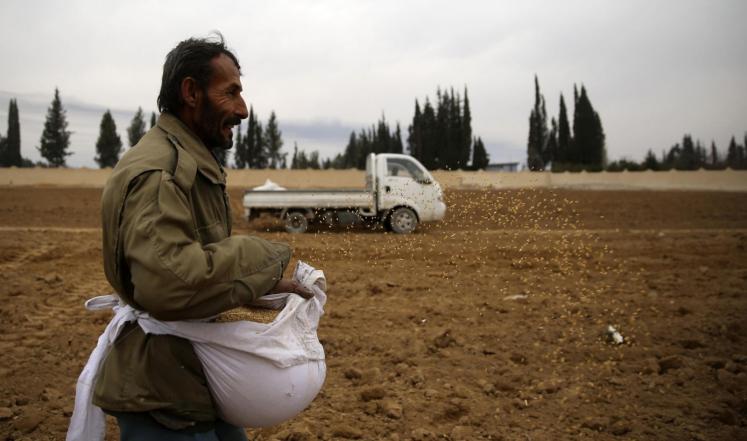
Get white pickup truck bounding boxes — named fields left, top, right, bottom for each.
left=243, top=153, right=446, bottom=233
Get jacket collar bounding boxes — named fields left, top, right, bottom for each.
left=157, top=113, right=225, bottom=185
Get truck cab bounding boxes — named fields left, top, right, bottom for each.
left=366, top=153, right=446, bottom=231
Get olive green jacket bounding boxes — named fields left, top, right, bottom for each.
left=93, top=113, right=291, bottom=428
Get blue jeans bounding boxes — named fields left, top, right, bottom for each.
left=114, top=412, right=248, bottom=441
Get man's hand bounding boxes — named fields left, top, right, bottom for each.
left=270, top=278, right=314, bottom=299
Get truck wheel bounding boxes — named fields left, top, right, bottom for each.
left=284, top=211, right=308, bottom=233
left=389, top=207, right=418, bottom=234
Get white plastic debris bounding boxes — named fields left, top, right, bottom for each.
left=503, top=294, right=528, bottom=301
left=606, top=325, right=624, bottom=344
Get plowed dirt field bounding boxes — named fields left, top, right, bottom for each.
left=0, top=187, right=746, bottom=440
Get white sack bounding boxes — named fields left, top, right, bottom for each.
left=140, top=261, right=328, bottom=426
left=196, top=347, right=326, bottom=427
left=252, top=179, right=286, bottom=191
left=67, top=261, right=327, bottom=440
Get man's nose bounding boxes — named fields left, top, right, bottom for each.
left=236, top=95, right=249, bottom=120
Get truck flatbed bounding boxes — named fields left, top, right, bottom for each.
left=244, top=189, right=373, bottom=209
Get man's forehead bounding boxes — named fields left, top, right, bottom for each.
left=209, top=53, right=242, bottom=85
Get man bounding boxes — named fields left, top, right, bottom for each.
left=94, top=34, right=311, bottom=440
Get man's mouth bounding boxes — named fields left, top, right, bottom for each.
left=223, top=119, right=241, bottom=136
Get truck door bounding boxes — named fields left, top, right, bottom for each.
left=379, top=156, right=439, bottom=219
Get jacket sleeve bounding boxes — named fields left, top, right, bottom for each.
left=120, top=171, right=291, bottom=320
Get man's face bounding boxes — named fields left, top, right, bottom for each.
left=194, top=53, right=249, bottom=149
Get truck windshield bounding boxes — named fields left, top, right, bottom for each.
left=386, top=157, right=427, bottom=181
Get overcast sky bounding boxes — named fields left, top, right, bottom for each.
left=1, top=0, right=746, bottom=168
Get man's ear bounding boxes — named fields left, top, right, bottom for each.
left=180, top=77, right=201, bottom=109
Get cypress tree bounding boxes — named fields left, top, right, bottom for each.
left=527, top=75, right=548, bottom=171
left=375, top=115, right=390, bottom=154
left=471, top=137, right=489, bottom=170
left=709, top=141, right=718, bottom=167
left=407, top=100, right=423, bottom=161
left=434, top=89, right=448, bottom=169
left=557, top=94, right=571, bottom=165
left=38, top=88, right=72, bottom=167
left=291, top=143, right=299, bottom=169
left=250, top=119, right=267, bottom=168
left=4, top=99, right=22, bottom=167
left=392, top=123, right=403, bottom=154
left=421, top=99, right=437, bottom=169
left=239, top=107, right=257, bottom=168
left=150, top=112, right=157, bottom=128
left=448, top=88, right=464, bottom=169
left=544, top=117, right=558, bottom=166
left=694, top=140, right=706, bottom=169
left=643, top=149, right=659, bottom=170
left=234, top=126, right=241, bottom=150
left=299, top=148, right=309, bottom=169
left=0, top=136, right=6, bottom=166
left=127, top=107, right=146, bottom=147
left=665, top=143, right=681, bottom=170
left=356, top=129, right=372, bottom=170
left=299, top=149, right=309, bottom=169
left=572, top=85, right=605, bottom=169
left=264, top=111, right=283, bottom=169
left=726, top=136, right=739, bottom=168
left=343, top=131, right=359, bottom=169
left=443, top=88, right=458, bottom=169
left=677, top=134, right=696, bottom=170
left=94, top=110, right=123, bottom=168
left=309, top=151, right=321, bottom=169
left=233, top=121, right=244, bottom=168
left=461, top=87, right=472, bottom=170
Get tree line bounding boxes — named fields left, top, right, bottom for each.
left=407, top=87, right=488, bottom=171
left=2, top=87, right=489, bottom=171
left=2, top=87, right=744, bottom=171
left=607, top=134, right=747, bottom=171
left=0, top=88, right=288, bottom=169
left=320, top=87, right=489, bottom=171
left=0, top=89, right=159, bottom=168
left=526, top=75, right=747, bottom=172
left=94, top=106, right=158, bottom=167
left=231, top=108, right=286, bottom=169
